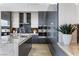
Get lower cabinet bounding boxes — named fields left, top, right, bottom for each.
left=32, top=35, right=48, bottom=44
left=32, top=35, right=38, bottom=43
left=19, top=38, right=32, bottom=56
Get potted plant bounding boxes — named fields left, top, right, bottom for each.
left=57, top=24, right=76, bottom=45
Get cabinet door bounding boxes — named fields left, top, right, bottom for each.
left=19, top=13, right=31, bottom=24
left=32, top=35, right=38, bottom=43
left=19, top=38, right=32, bottom=56
left=27, top=13, right=31, bottom=24
left=32, top=35, right=48, bottom=44
left=19, top=13, right=24, bottom=23
left=19, top=43, right=27, bottom=56
left=31, top=12, right=38, bottom=28
left=12, top=12, right=19, bottom=28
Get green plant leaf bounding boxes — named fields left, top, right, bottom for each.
left=57, top=24, right=76, bottom=34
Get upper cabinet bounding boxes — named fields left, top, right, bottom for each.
left=31, top=12, right=38, bottom=28
left=19, top=13, right=31, bottom=24
left=12, top=12, right=19, bottom=28
left=38, top=12, right=47, bottom=25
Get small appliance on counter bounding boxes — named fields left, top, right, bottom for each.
left=12, top=28, right=18, bottom=38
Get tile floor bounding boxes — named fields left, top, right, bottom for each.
left=28, top=44, right=52, bottom=56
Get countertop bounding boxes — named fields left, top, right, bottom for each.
left=0, top=35, right=32, bottom=56
left=57, top=43, right=79, bottom=56
left=10, top=33, right=34, bottom=45
left=18, top=35, right=32, bottom=46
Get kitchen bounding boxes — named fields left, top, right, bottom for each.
left=0, top=3, right=79, bottom=56
left=0, top=3, right=58, bottom=56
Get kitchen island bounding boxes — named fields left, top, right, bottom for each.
left=0, top=34, right=32, bottom=56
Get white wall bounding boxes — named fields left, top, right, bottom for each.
left=76, top=4, right=79, bottom=23
left=58, top=3, right=79, bottom=42
left=31, top=12, right=38, bottom=28
left=59, top=3, right=77, bottom=26
left=12, top=12, right=19, bottom=28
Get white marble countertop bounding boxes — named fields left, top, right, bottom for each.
left=57, top=43, right=79, bottom=56
left=0, top=34, right=32, bottom=56
left=18, top=35, right=32, bottom=46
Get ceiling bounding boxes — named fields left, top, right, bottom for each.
left=0, top=3, right=57, bottom=12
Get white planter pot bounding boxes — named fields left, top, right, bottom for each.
left=63, top=34, right=72, bottom=45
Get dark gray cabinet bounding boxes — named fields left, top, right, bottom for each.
left=32, top=35, right=48, bottom=44
left=19, top=37, right=32, bottom=56
left=32, top=35, right=38, bottom=43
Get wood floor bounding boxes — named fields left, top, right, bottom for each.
left=28, top=44, right=52, bottom=56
